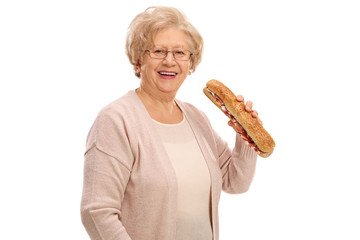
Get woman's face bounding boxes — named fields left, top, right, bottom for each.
left=138, top=28, right=192, bottom=98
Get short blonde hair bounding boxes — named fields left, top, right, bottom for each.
left=126, top=6, right=204, bottom=78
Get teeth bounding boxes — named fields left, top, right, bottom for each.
left=159, top=72, right=176, bottom=76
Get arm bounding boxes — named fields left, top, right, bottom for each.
left=81, top=147, right=132, bottom=240
left=81, top=110, right=134, bottom=240
left=218, top=95, right=259, bottom=193
left=217, top=132, right=258, bottom=194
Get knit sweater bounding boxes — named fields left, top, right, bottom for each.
left=81, top=90, right=258, bottom=240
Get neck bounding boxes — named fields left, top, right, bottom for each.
left=136, top=86, right=176, bottom=104
left=136, top=87, right=183, bottom=124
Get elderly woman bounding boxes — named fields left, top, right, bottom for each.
left=81, top=6, right=259, bottom=240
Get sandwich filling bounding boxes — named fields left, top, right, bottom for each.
left=206, top=88, right=264, bottom=155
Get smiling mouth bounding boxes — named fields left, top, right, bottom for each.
left=158, top=71, right=177, bottom=76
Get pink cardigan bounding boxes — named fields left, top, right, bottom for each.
left=81, top=90, right=257, bottom=240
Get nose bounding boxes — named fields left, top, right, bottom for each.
left=162, top=51, right=176, bottom=66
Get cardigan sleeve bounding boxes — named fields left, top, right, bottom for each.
left=217, top=131, right=258, bottom=194
left=81, top=108, right=134, bottom=240
left=81, top=147, right=132, bottom=240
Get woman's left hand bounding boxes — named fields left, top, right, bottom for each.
left=228, top=95, right=263, bottom=132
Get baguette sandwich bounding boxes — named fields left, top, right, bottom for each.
left=203, top=79, right=275, bottom=158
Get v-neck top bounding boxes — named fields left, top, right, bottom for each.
left=153, top=118, right=212, bottom=240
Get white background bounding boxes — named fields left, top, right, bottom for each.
left=1, top=0, right=359, bottom=239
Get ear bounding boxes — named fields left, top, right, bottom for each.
left=188, top=71, right=192, bottom=76
left=135, top=59, right=142, bottom=73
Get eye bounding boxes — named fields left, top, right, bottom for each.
left=152, top=48, right=164, bottom=54
left=174, top=49, right=186, bottom=56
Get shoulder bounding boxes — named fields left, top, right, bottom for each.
left=176, top=99, right=212, bottom=127
left=176, top=99, right=209, bottom=120
left=86, top=90, right=144, bottom=151
left=85, top=91, right=140, bottom=169
left=99, top=91, right=137, bottom=117
left=94, top=90, right=146, bottom=125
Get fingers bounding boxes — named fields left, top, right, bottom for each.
left=236, top=95, right=244, bottom=102
left=251, top=110, right=263, bottom=124
left=238, top=95, right=253, bottom=113
left=251, top=110, right=258, bottom=118
left=236, top=95, right=262, bottom=123
left=237, top=96, right=254, bottom=114
left=246, top=101, right=263, bottom=123
left=245, top=100, right=253, bottom=112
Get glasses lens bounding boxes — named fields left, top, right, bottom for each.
left=174, top=49, right=190, bottom=60
left=150, top=48, right=166, bottom=58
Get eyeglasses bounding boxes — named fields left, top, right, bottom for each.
left=145, top=48, right=193, bottom=61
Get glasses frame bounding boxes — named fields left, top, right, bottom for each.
left=145, top=48, right=193, bottom=61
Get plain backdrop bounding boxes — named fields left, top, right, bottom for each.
left=1, top=0, right=359, bottom=239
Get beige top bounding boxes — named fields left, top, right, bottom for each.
left=81, top=90, right=258, bottom=240
left=153, top=118, right=212, bottom=240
